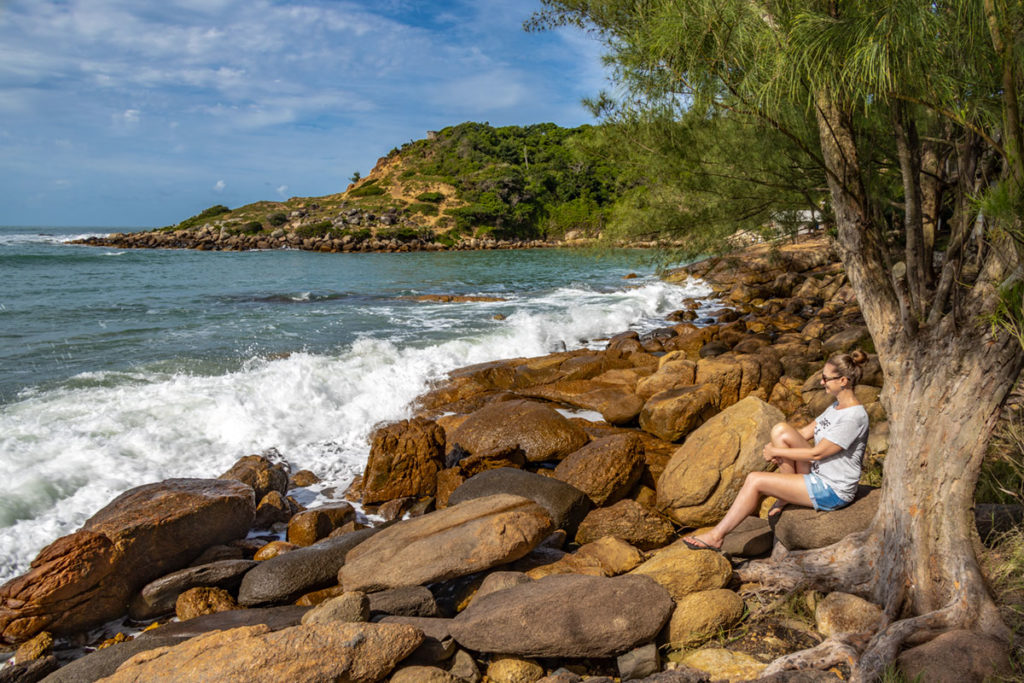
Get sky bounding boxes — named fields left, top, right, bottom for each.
left=0, top=0, right=609, bottom=227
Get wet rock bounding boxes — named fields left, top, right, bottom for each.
left=0, top=478, right=255, bottom=643
left=447, top=400, right=588, bottom=463
left=664, top=589, right=745, bottom=646
left=639, top=384, right=721, bottom=443
left=361, top=417, right=446, bottom=504
left=238, top=526, right=379, bottom=606
left=630, top=543, right=732, bottom=601
left=814, top=592, right=882, bottom=636
left=219, top=453, right=289, bottom=501
left=771, top=486, right=879, bottom=550
left=289, top=470, right=320, bottom=487
left=449, top=574, right=673, bottom=658
left=99, top=622, right=424, bottom=683
left=253, top=491, right=295, bottom=529
left=447, top=468, right=591, bottom=538
left=286, top=502, right=355, bottom=546
left=253, top=540, right=297, bottom=561
left=129, top=559, right=256, bottom=619
left=575, top=499, right=676, bottom=550
left=554, top=434, right=645, bottom=506
left=658, top=396, right=783, bottom=527
left=340, top=494, right=553, bottom=592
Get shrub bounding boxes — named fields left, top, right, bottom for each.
left=268, top=212, right=288, bottom=227
left=416, top=191, right=445, bottom=203
left=349, top=185, right=386, bottom=198
left=294, top=221, right=334, bottom=238
left=241, top=221, right=263, bottom=234
left=176, top=204, right=232, bottom=230
left=408, top=202, right=439, bottom=216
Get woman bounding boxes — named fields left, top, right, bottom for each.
left=682, top=349, right=870, bottom=552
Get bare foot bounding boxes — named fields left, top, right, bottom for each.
left=682, top=534, right=722, bottom=551
left=768, top=501, right=788, bottom=517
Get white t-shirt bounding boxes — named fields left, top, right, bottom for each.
left=811, top=402, right=869, bottom=502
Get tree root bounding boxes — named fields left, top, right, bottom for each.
left=736, top=531, right=876, bottom=595
left=853, top=604, right=956, bottom=682
left=760, top=632, right=870, bottom=677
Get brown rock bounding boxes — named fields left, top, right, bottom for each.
left=362, top=417, right=446, bottom=504
left=575, top=499, right=675, bottom=550
left=680, top=648, right=766, bottom=681
left=286, top=502, right=355, bottom=546
left=253, top=491, right=294, bottom=529
left=664, top=589, right=745, bottom=646
left=897, top=629, right=1012, bottom=682
left=0, top=478, right=255, bottom=644
left=487, top=656, right=545, bottom=683
left=527, top=536, right=643, bottom=579
left=175, top=587, right=239, bottom=621
left=339, top=494, right=553, bottom=592
left=99, top=622, right=424, bottom=683
left=639, top=384, right=721, bottom=442
left=253, top=540, right=297, bottom=561
left=390, top=666, right=463, bottom=683
left=657, top=396, right=783, bottom=527
left=14, top=631, right=52, bottom=663
left=449, top=574, right=673, bottom=658
left=553, top=434, right=644, bottom=506
left=630, top=543, right=732, bottom=600
left=471, top=572, right=533, bottom=605
left=521, top=380, right=645, bottom=426
left=294, top=585, right=344, bottom=606
left=289, top=469, right=320, bottom=487
left=129, top=559, right=256, bottom=620
left=300, top=591, right=369, bottom=624
left=695, top=353, right=781, bottom=409
left=636, top=360, right=697, bottom=401
left=219, top=453, right=289, bottom=501
left=814, top=592, right=882, bottom=636
left=447, top=400, right=588, bottom=463
left=771, top=486, right=879, bottom=550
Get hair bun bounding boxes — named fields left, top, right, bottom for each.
left=849, top=348, right=868, bottom=365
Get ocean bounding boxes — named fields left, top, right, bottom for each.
left=0, top=225, right=712, bottom=582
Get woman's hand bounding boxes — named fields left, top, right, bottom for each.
left=762, top=444, right=776, bottom=462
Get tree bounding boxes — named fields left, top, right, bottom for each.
left=531, top=1, right=1024, bottom=679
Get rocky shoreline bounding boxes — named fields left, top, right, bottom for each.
left=0, top=236, right=1004, bottom=683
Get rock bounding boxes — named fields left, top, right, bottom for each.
left=821, top=326, right=869, bottom=355
left=219, top=453, right=289, bottom=501
left=720, top=516, right=772, bottom=556
left=0, top=478, right=255, bottom=643
left=390, top=666, right=463, bottom=683
left=99, top=622, right=423, bottom=683
left=295, top=585, right=345, bottom=606
left=341, top=494, right=552, bottom=592
left=633, top=670, right=711, bottom=683
left=361, top=417, right=446, bottom=504
left=448, top=649, right=482, bottom=683
left=637, top=360, right=697, bottom=401
left=253, top=491, right=295, bottom=529
left=521, top=380, right=645, bottom=426
left=300, top=591, right=369, bottom=624
left=253, top=540, right=297, bottom=561
left=664, top=589, right=745, bottom=646
left=575, top=499, right=675, bottom=550
left=471, top=572, right=533, bottom=604
left=447, top=400, right=588, bottom=463
left=771, top=486, right=879, bottom=550
left=290, top=469, right=320, bottom=487
left=657, top=396, right=783, bottom=527
left=814, top=592, right=882, bottom=636
left=377, top=616, right=457, bottom=663
left=139, top=605, right=308, bottom=640
left=175, top=587, right=239, bottom=621
left=897, top=629, right=1012, bottom=682
left=554, top=434, right=645, bottom=506
left=617, top=642, right=660, bottom=681
left=0, top=654, right=58, bottom=682
left=14, top=631, right=51, bottom=663
left=527, top=536, right=643, bottom=579
left=639, top=384, right=721, bottom=442
left=695, top=353, right=781, bottom=410
left=630, top=544, right=732, bottom=600
left=368, top=585, right=441, bottom=618
left=447, top=468, right=591, bottom=538
left=129, top=559, right=256, bottom=619
left=679, top=648, right=766, bottom=681
left=487, top=656, right=545, bottom=683
left=449, top=574, right=673, bottom=658
left=238, top=526, right=379, bottom=606
left=377, top=496, right=415, bottom=521
left=286, top=502, right=356, bottom=546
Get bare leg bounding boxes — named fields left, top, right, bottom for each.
left=767, top=422, right=812, bottom=516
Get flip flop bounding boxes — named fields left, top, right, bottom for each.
left=682, top=536, right=723, bottom=553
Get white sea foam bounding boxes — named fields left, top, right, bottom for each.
left=0, top=231, right=110, bottom=246
left=0, top=278, right=712, bottom=581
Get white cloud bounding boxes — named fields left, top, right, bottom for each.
left=122, top=109, right=140, bottom=124
left=213, top=179, right=225, bottom=192
left=275, top=184, right=288, bottom=197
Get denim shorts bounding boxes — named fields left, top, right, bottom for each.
left=804, top=473, right=849, bottom=511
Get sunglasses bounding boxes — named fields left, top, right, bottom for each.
left=821, top=374, right=844, bottom=383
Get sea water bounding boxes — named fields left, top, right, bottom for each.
left=0, top=225, right=713, bottom=582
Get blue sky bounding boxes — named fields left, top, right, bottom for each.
left=0, top=0, right=608, bottom=227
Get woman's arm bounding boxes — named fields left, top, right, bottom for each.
left=798, top=420, right=816, bottom=441
left=764, top=438, right=842, bottom=463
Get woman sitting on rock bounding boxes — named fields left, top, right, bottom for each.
left=683, top=349, right=870, bottom=552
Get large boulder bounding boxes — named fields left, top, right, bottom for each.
left=0, top=479, right=255, bottom=644
left=98, top=622, right=424, bottom=683
left=286, top=502, right=356, bottom=546
left=553, top=434, right=645, bottom=506
left=339, top=494, right=553, bottom=592
left=575, top=499, right=676, bottom=550
left=657, top=396, right=783, bottom=527
left=695, top=353, right=782, bottom=409
left=449, top=574, right=673, bottom=658
left=664, top=589, right=745, bottom=647
left=636, top=360, right=697, bottom=401
left=520, top=380, right=644, bottom=426
left=238, top=527, right=379, bottom=606
left=218, top=453, right=289, bottom=501
left=629, top=544, right=733, bottom=600
left=447, top=400, right=588, bottom=463
left=129, top=559, right=257, bottom=620
left=447, top=468, right=591, bottom=538
left=639, top=385, right=721, bottom=443
left=897, top=629, right=1012, bottom=682
left=361, top=418, right=446, bottom=504
left=771, top=486, right=879, bottom=550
